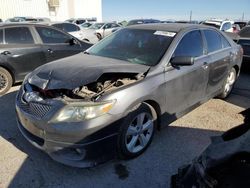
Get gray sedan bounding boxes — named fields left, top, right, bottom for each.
left=16, top=24, right=243, bottom=167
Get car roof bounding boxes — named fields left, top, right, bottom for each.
left=0, top=22, right=55, bottom=28
left=126, top=23, right=213, bottom=33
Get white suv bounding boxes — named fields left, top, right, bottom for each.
left=203, top=19, right=234, bottom=32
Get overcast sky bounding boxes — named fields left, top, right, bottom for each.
left=103, top=0, right=250, bottom=21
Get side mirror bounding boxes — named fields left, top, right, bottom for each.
left=170, top=56, right=194, bottom=66
left=68, top=38, right=77, bottom=45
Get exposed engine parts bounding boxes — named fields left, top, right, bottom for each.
left=25, top=72, right=145, bottom=101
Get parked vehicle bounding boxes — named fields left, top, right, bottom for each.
left=127, top=19, right=161, bottom=26
left=95, top=22, right=121, bottom=40
left=203, top=19, right=234, bottom=32
left=81, top=22, right=121, bottom=43
left=234, top=21, right=248, bottom=29
left=65, top=18, right=96, bottom=25
left=5, top=17, right=38, bottom=23
left=232, top=24, right=241, bottom=33
left=16, top=23, right=243, bottom=167
left=235, top=26, right=250, bottom=63
left=0, top=23, right=92, bottom=95
left=51, top=22, right=85, bottom=41
left=80, top=22, right=93, bottom=29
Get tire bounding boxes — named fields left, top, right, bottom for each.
left=218, top=67, right=236, bottom=99
left=0, top=67, right=13, bottom=95
left=96, top=33, right=102, bottom=40
left=117, top=103, right=157, bottom=159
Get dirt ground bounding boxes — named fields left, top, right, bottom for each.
left=0, top=71, right=250, bottom=188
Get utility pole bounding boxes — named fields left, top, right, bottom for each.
left=242, top=12, right=244, bottom=21
left=189, top=10, right=192, bottom=22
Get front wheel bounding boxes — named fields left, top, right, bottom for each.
left=118, top=103, right=157, bottom=159
left=218, top=67, right=236, bottom=99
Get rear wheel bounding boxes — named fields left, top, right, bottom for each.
left=218, top=67, right=236, bottom=99
left=0, top=67, right=13, bottom=95
left=118, top=103, right=157, bottom=159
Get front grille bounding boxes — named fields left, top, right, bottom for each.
left=17, top=92, right=52, bottom=119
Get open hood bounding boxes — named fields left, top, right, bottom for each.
left=28, top=53, right=149, bottom=90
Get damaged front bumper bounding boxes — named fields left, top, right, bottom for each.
left=15, top=86, right=123, bottom=168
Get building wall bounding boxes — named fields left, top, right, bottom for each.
left=0, top=0, right=102, bottom=22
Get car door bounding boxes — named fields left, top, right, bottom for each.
left=35, top=26, right=83, bottom=63
left=164, top=30, right=210, bottom=115
left=0, top=26, right=45, bottom=81
left=202, top=29, right=231, bottom=96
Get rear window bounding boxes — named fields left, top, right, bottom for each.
left=0, top=29, right=3, bottom=44
left=5, top=27, right=34, bottom=44
left=203, top=30, right=222, bottom=53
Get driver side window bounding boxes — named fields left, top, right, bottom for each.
left=174, top=30, right=203, bottom=58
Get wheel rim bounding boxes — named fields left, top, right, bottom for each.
left=224, top=70, right=236, bottom=94
left=125, top=112, right=154, bottom=153
left=0, top=73, right=8, bottom=92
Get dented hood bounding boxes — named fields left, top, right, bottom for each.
left=28, top=53, right=149, bottom=90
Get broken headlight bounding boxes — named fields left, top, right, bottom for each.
left=50, top=100, right=116, bottom=123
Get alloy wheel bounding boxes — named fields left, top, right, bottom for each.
left=125, top=112, right=154, bottom=153
left=224, top=70, right=236, bottom=95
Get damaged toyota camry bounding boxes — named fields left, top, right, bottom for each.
left=16, top=24, right=243, bottom=167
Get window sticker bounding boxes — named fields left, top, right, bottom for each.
left=154, top=31, right=176, bottom=37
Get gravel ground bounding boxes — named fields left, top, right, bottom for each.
left=0, top=72, right=250, bottom=188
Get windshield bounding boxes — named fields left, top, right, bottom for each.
left=88, top=28, right=175, bottom=66
left=203, top=23, right=220, bottom=29
left=89, top=23, right=104, bottom=29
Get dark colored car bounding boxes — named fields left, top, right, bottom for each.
left=234, top=21, right=248, bottom=29
left=16, top=24, right=243, bottom=168
left=0, top=23, right=92, bottom=95
left=237, top=26, right=250, bottom=63
left=127, top=19, right=161, bottom=26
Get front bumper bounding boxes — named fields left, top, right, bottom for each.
left=15, top=87, right=123, bottom=168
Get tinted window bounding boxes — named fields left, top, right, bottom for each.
left=88, top=29, right=174, bottom=66
left=5, top=27, right=34, bottom=44
left=204, top=30, right=222, bottom=53
left=104, top=24, right=112, bottom=29
left=239, top=27, right=250, bottom=38
left=174, top=30, right=203, bottom=57
left=221, top=35, right=231, bottom=48
left=76, top=20, right=86, bottom=24
left=36, top=27, right=71, bottom=44
left=0, top=29, right=3, bottom=44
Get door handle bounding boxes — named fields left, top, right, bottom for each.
left=47, top=49, right=53, bottom=54
left=202, top=62, right=208, bottom=69
left=1, top=51, right=11, bottom=55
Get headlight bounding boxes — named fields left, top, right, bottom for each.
left=50, top=100, right=116, bottom=123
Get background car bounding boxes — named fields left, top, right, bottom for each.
left=80, top=22, right=93, bottom=29
left=94, top=22, right=121, bottom=40
left=234, top=21, right=248, bottom=29
left=0, top=23, right=92, bottom=95
left=232, top=23, right=241, bottom=33
left=236, top=26, right=250, bottom=64
left=51, top=22, right=85, bottom=41
left=203, top=19, right=234, bottom=32
left=16, top=24, right=242, bottom=167
left=127, top=19, right=161, bottom=26
left=65, top=18, right=96, bottom=25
